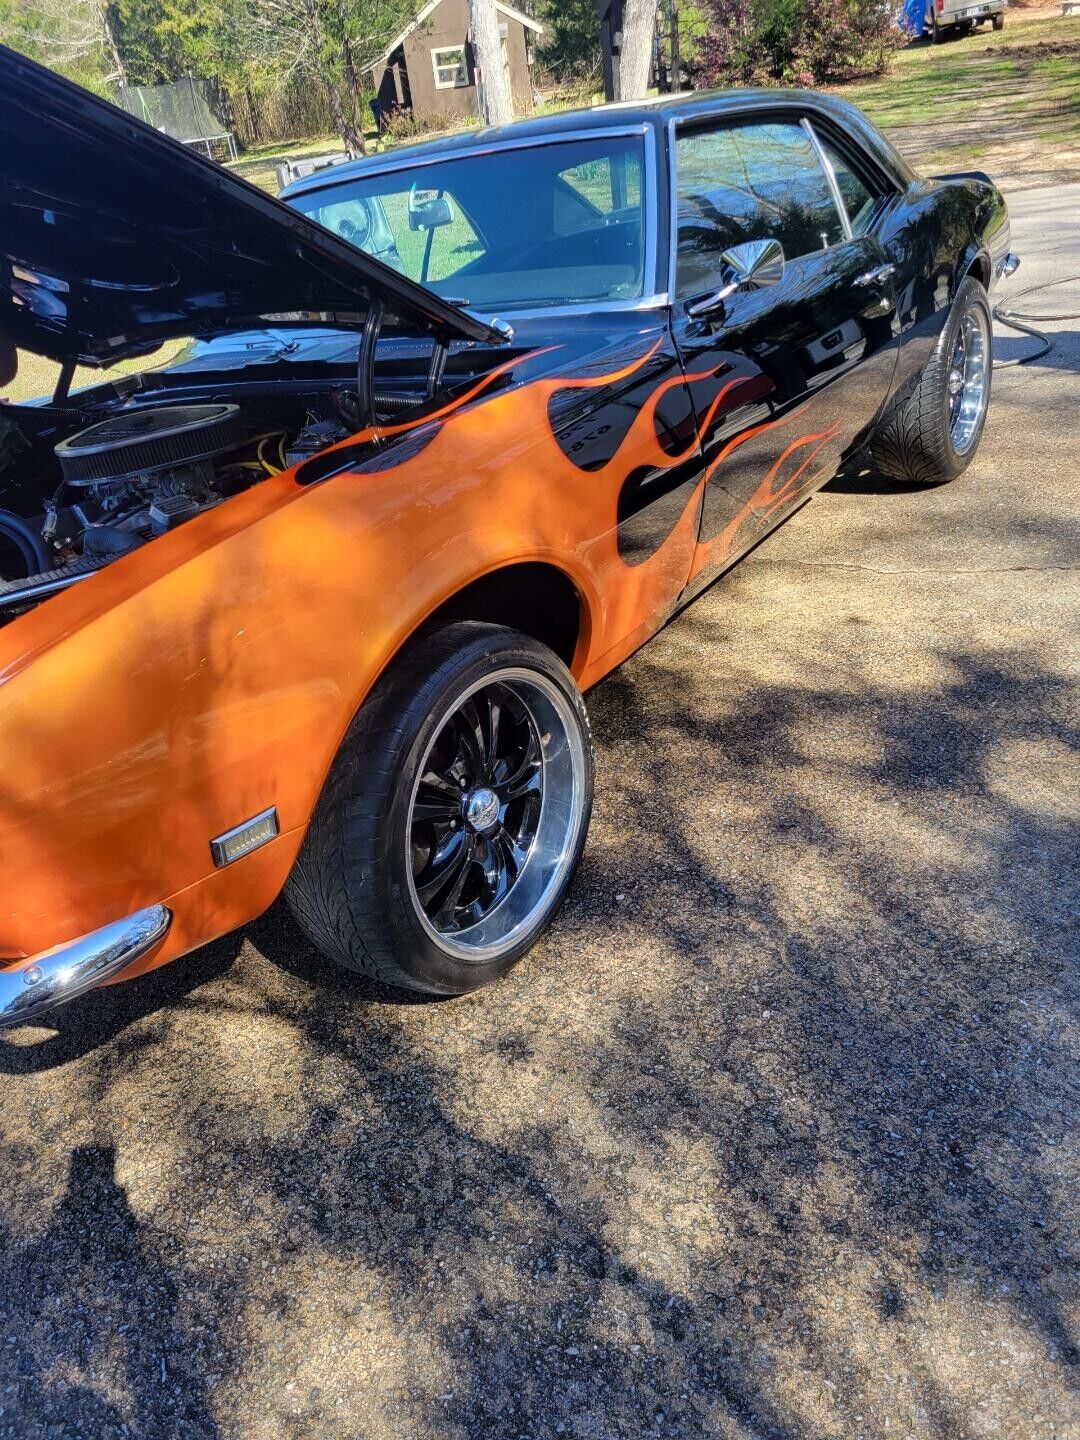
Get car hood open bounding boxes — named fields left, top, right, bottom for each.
left=0, top=47, right=502, bottom=368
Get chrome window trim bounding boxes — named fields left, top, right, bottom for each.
left=295, top=124, right=661, bottom=304
left=666, top=117, right=680, bottom=302
left=292, top=124, right=652, bottom=187
left=803, top=113, right=904, bottom=202
left=474, top=295, right=670, bottom=322
left=801, top=117, right=853, bottom=241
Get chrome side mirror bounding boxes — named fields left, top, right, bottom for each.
left=686, top=238, right=786, bottom=319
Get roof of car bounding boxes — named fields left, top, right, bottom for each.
left=281, top=89, right=913, bottom=199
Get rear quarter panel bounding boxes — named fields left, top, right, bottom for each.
left=881, top=179, right=1013, bottom=408
left=879, top=174, right=1009, bottom=402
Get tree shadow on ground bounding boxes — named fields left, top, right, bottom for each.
left=0, top=600, right=1076, bottom=1437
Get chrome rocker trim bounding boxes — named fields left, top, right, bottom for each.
left=0, top=905, right=171, bottom=1028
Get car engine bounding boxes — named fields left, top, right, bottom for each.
left=0, top=402, right=345, bottom=623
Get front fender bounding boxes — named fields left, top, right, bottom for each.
left=0, top=318, right=695, bottom=972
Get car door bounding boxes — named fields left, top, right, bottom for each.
left=668, top=114, right=900, bottom=591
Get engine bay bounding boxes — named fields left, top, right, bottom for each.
left=0, top=303, right=503, bottom=628
left=0, top=395, right=350, bottom=624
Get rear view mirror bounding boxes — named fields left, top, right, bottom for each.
left=409, top=189, right=454, bottom=231
left=687, top=238, right=785, bottom=318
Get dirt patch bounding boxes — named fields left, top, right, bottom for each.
left=978, top=37, right=1080, bottom=58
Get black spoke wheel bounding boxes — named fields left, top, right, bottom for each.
left=409, top=681, right=544, bottom=934
left=406, top=668, right=587, bottom=960
left=286, top=623, right=593, bottom=995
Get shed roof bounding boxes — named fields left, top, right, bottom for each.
left=363, top=0, right=543, bottom=73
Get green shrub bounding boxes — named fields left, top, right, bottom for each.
left=696, top=0, right=903, bottom=88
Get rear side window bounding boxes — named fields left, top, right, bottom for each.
left=675, top=121, right=845, bottom=296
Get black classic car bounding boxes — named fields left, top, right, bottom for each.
left=0, top=51, right=1017, bottom=1023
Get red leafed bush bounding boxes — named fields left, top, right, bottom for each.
left=696, top=0, right=904, bottom=89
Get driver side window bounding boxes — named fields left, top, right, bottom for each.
left=675, top=120, right=846, bottom=297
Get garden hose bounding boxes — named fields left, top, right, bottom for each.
left=993, top=274, right=1080, bottom=369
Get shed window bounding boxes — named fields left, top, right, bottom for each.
left=432, top=45, right=468, bottom=89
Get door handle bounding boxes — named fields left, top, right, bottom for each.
left=854, top=263, right=897, bottom=287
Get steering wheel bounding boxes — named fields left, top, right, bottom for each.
left=336, top=204, right=372, bottom=251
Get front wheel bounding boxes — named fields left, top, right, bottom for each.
left=287, top=622, right=594, bottom=995
left=868, top=276, right=992, bottom=486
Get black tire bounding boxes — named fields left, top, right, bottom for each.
left=868, top=276, right=992, bottom=486
left=286, top=622, right=594, bottom=995
left=932, top=15, right=946, bottom=41
left=992, top=12, right=1004, bottom=28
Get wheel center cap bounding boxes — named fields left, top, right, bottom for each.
left=463, top=786, right=500, bottom=832
left=948, top=367, right=965, bottom=396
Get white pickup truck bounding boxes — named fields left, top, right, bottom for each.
left=926, top=0, right=1006, bottom=40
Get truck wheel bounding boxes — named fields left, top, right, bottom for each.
left=992, top=12, right=1004, bottom=27
left=932, top=15, right=945, bottom=41
left=869, top=276, right=992, bottom=486
left=286, top=622, right=594, bottom=995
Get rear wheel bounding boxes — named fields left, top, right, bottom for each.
left=286, top=622, right=594, bottom=995
left=992, top=12, right=1004, bottom=27
left=869, top=276, right=992, bottom=486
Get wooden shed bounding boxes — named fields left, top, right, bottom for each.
left=365, top=0, right=543, bottom=127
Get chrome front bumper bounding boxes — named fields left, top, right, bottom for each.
left=0, top=905, right=171, bottom=1028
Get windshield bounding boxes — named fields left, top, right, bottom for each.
left=286, top=135, right=647, bottom=312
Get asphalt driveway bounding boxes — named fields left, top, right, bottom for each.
left=0, top=186, right=1076, bottom=1440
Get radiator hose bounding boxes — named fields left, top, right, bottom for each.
left=993, top=274, right=1080, bottom=369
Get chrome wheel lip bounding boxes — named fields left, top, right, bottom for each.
left=949, top=305, right=990, bottom=456
left=405, top=667, right=587, bottom=963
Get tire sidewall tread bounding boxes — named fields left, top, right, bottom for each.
left=869, top=275, right=992, bottom=486
left=286, top=622, right=594, bottom=996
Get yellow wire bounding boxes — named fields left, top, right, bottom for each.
left=257, top=437, right=282, bottom=476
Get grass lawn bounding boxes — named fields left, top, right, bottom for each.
left=839, top=13, right=1080, bottom=184
left=6, top=344, right=187, bottom=409
left=227, top=133, right=346, bottom=195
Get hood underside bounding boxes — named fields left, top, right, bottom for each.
left=0, top=47, right=500, bottom=367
